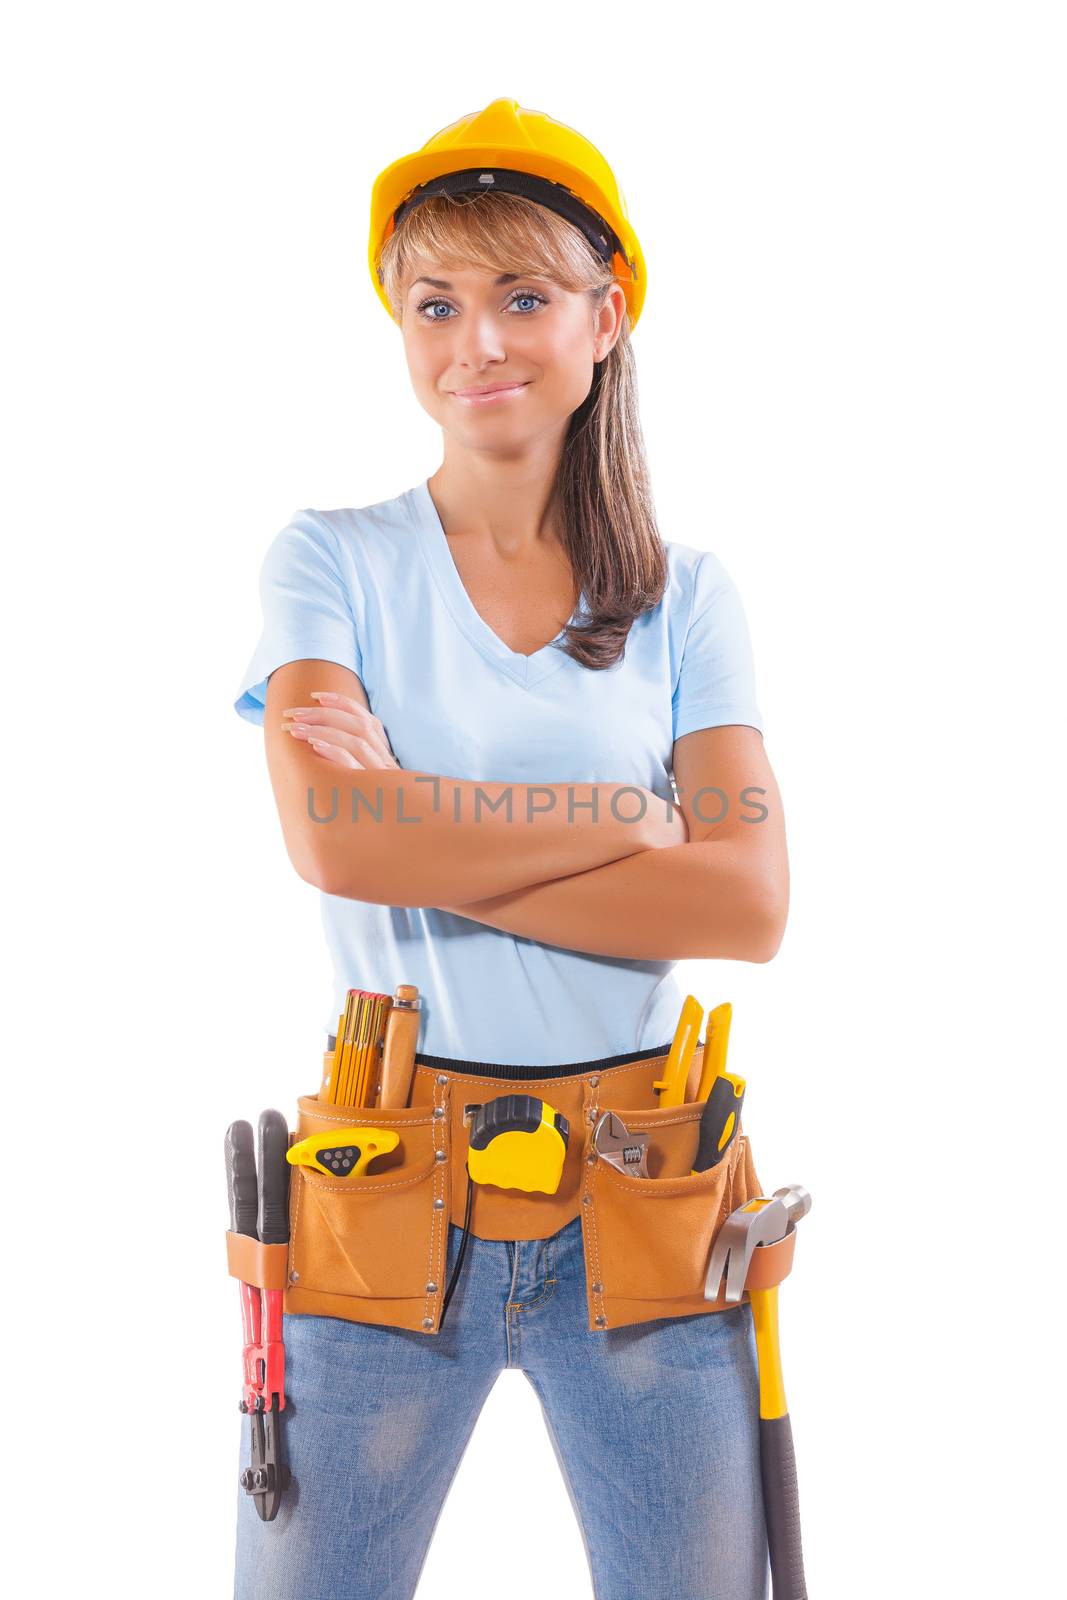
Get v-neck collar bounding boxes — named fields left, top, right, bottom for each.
left=406, top=477, right=578, bottom=689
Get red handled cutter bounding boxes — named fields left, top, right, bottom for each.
left=224, top=1110, right=291, bottom=1520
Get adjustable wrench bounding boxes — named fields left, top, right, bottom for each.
left=591, top=1109, right=650, bottom=1176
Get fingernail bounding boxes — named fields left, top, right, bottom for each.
left=311, top=691, right=337, bottom=701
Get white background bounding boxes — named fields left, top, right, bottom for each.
left=4, top=3, right=1064, bottom=1595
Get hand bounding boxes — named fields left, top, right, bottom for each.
left=281, top=691, right=402, bottom=771
left=643, top=788, right=690, bottom=849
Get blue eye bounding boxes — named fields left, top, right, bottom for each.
left=415, top=289, right=549, bottom=322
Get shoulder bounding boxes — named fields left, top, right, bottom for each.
left=308, top=483, right=419, bottom=551
left=257, top=507, right=343, bottom=576
left=259, top=484, right=418, bottom=587
left=661, top=539, right=740, bottom=636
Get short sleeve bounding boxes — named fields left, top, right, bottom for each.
left=671, top=552, right=763, bottom=741
left=233, top=511, right=362, bottom=726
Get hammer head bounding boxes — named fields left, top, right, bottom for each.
left=703, top=1184, right=811, bottom=1304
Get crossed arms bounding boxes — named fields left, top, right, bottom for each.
left=260, top=660, right=789, bottom=963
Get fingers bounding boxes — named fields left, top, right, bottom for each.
left=312, top=687, right=371, bottom=713
left=282, top=693, right=401, bottom=769
left=304, top=738, right=362, bottom=768
left=282, top=703, right=370, bottom=737
left=286, top=722, right=379, bottom=759
left=282, top=699, right=392, bottom=749
left=283, top=719, right=399, bottom=769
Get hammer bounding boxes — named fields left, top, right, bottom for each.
left=705, top=1185, right=812, bottom=1600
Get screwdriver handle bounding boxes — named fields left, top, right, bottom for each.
left=692, top=1073, right=746, bottom=1173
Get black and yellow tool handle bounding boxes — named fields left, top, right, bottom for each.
left=691, top=1072, right=746, bottom=1174
left=751, top=1283, right=807, bottom=1598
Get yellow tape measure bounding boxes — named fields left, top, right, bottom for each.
left=465, top=1094, right=569, bottom=1194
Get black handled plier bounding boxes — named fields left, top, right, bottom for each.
left=224, top=1110, right=292, bottom=1521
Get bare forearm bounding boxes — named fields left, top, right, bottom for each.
left=437, top=839, right=782, bottom=961
left=292, top=763, right=678, bottom=906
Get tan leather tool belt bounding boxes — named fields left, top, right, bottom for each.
left=228, top=1039, right=795, bottom=1338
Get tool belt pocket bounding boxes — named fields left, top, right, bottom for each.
left=284, top=1076, right=452, bottom=1335
left=581, top=1098, right=764, bottom=1332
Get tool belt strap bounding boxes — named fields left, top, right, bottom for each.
left=226, top=1230, right=290, bottom=1292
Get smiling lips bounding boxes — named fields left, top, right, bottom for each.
left=451, top=382, right=530, bottom=405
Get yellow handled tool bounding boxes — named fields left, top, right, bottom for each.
left=285, top=1127, right=400, bottom=1178
left=652, top=994, right=704, bottom=1105
left=691, top=1071, right=746, bottom=1174
left=705, top=1186, right=812, bottom=1597
left=695, top=1001, right=732, bottom=1102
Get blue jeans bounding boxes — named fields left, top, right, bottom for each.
left=234, top=1214, right=769, bottom=1599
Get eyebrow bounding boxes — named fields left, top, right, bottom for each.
left=409, top=272, right=525, bottom=293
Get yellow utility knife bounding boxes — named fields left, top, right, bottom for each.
left=286, top=1127, right=400, bottom=1178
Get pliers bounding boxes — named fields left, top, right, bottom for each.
left=224, top=1110, right=292, bottom=1521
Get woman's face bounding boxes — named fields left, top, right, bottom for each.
left=400, top=259, right=624, bottom=448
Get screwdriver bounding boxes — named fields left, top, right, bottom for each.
left=692, top=1071, right=746, bottom=1173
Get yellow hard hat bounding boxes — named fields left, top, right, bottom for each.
left=369, top=97, right=646, bottom=330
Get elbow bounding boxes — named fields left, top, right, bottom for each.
left=305, top=838, right=353, bottom=899
left=282, top=823, right=337, bottom=895
left=747, top=925, right=785, bottom=964
left=300, top=832, right=401, bottom=905
left=745, top=876, right=789, bottom=963
left=292, top=849, right=330, bottom=894
left=687, top=888, right=787, bottom=964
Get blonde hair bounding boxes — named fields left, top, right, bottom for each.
left=377, top=190, right=668, bottom=670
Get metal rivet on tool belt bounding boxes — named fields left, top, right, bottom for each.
left=423, top=1316, right=434, bottom=1329
left=587, top=1152, right=597, bottom=1165
left=436, top=1074, right=448, bottom=1084
left=592, top=1282, right=604, bottom=1293
left=595, top=1315, right=607, bottom=1327
left=426, top=1282, right=438, bottom=1294
left=583, top=1192, right=592, bottom=1204
left=433, top=1197, right=445, bottom=1209
left=433, top=1105, right=445, bottom=1118
left=589, top=1075, right=599, bottom=1086
left=435, top=1149, right=447, bottom=1161
left=289, top=1271, right=299, bottom=1283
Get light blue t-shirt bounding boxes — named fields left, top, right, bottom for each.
left=234, top=477, right=763, bottom=1066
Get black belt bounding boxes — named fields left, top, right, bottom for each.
left=323, top=1037, right=679, bottom=1083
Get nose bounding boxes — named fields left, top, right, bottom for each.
left=451, top=305, right=509, bottom=372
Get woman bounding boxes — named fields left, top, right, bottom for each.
left=233, top=98, right=789, bottom=1600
